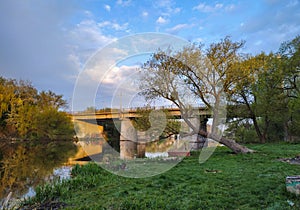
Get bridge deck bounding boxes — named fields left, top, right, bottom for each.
left=72, top=107, right=211, bottom=120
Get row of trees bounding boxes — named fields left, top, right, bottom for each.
left=226, top=36, right=300, bottom=143
left=139, top=35, right=300, bottom=152
left=0, top=78, right=74, bottom=140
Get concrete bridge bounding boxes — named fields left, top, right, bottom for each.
left=72, top=107, right=211, bottom=159
left=72, top=107, right=210, bottom=120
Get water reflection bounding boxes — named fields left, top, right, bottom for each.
left=0, top=141, right=77, bottom=201
left=145, top=138, right=176, bottom=153
left=0, top=137, right=194, bottom=202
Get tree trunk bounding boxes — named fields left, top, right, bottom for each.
left=197, top=129, right=255, bottom=154
left=252, top=115, right=264, bottom=143
left=180, top=109, right=255, bottom=154
left=241, top=92, right=265, bottom=143
left=218, top=136, right=255, bottom=153
left=259, top=116, right=270, bottom=144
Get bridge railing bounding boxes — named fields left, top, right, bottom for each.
left=71, top=104, right=208, bottom=115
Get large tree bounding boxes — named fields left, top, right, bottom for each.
left=279, top=35, right=300, bottom=140
left=0, top=77, right=74, bottom=140
left=228, top=53, right=288, bottom=143
left=139, top=37, right=254, bottom=153
left=227, top=36, right=300, bottom=143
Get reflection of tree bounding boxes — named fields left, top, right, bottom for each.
left=0, top=141, right=77, bottom=199
left=146, top=138, right=175, bottom=153
left=103, top=121, right=121, bottom=152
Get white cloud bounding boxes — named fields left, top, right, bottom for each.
left=166, top=23, right=192, bottom=33
left=142, top=11, right=149, bottom=17
left=116, top=0, right=132, bottom=7
left=101, top=65, right=139, bottom=85
left=112, top=22, right=129, bottom=31
left=84, top=10, right=93, bottom=17
left=156, top=0, right=172, bottom=8
left=68, top=53, right=81, bottom=73
left=194, top=37, right=204, bottom=43
left=98, top=21, right=129, bottom=31
left=156, top=16, right=168, bottom=24
left=68, top=19, right=117, bottom=71
left=225, top=4, right=236, bottom=12
left=193, top=3, right=223, bottom=13
left=104, top=4, right=111, bottom=12
left=155, top=0, right=181, bottom=16
left=72, top=20, right=115, bottom=46
left=173, top=7, right=181, bottom=13
left=98, top=21, right=110, bottom=27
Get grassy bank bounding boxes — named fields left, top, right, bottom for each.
left=23, top=143, right=300, bottom=209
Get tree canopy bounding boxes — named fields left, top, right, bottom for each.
left=227, top=36, right=300, bottom=143
left=139, top=35, right=300, bottom=152
left=0, top=77, right=74, bottom=140
left=139, top=37, right=253, bottom=153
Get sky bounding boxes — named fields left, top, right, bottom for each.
left=0, top=0, right=299, bottom=111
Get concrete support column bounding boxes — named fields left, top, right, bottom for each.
left=136, top=142, right=146, bottom=158
left=120, top=118, right=137, bottom=159
left=136, top=131, right=148, bottom=158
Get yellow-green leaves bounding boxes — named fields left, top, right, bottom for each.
left=0, top=77, right=73, bottom=140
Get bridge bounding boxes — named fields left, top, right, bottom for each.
left=72, top=107, right=211, bottom=120
left=72, top=107, right=211, bottom=159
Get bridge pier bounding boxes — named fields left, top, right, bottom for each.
left=120, top=118, right=148, bottom=159
left=120, top=118, right=137, bottom=159
left=136, top=142, right=146, bottom=158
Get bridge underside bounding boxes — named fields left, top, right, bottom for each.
left=73, top=114, right=211, bottom=160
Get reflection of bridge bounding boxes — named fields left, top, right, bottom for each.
left=72, top=107, right=211, bottom=159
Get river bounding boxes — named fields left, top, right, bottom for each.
left=0, top=140, right=78, bottom=204
left=0, top=137, right=179, bottom=205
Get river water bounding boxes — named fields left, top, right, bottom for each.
left=0, top=138, right=179, bottom=205
left=0, top=140, right=78, bottom=204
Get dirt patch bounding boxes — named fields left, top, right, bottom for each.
left=22, top=200, right=69, bottom=210
left=278, top=155, right=300, bottom=165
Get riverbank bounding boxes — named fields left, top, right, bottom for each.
left=0, top=140, right=78, bottom=208
left=21, top=143, right=300, bottom=209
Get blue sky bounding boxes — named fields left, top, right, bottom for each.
left=0, top=0, right=299, bottom=110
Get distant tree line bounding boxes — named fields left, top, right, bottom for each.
left=0, top=78, right=74, bottom=140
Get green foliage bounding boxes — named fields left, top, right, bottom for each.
left=35, top=108, right=74, bottom=140
left=0, top=76, right=74, bottom=140
left=83, top=106, right=96, bottom=113
left=226, top=120, right=260, bottom=143
left=280, top=36, right=300, bottom=140
left=21, top=143, right=300, bottom=209
left=227, top=35, right=300, bottom=143
left=287, top=96, right=300, bottom=140
left=132, top=107, right=180, bottom=139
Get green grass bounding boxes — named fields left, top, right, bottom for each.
left=22, top=143, right=300, bottom=209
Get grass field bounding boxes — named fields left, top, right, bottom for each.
left=23, top=143, right=300, bottom=209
